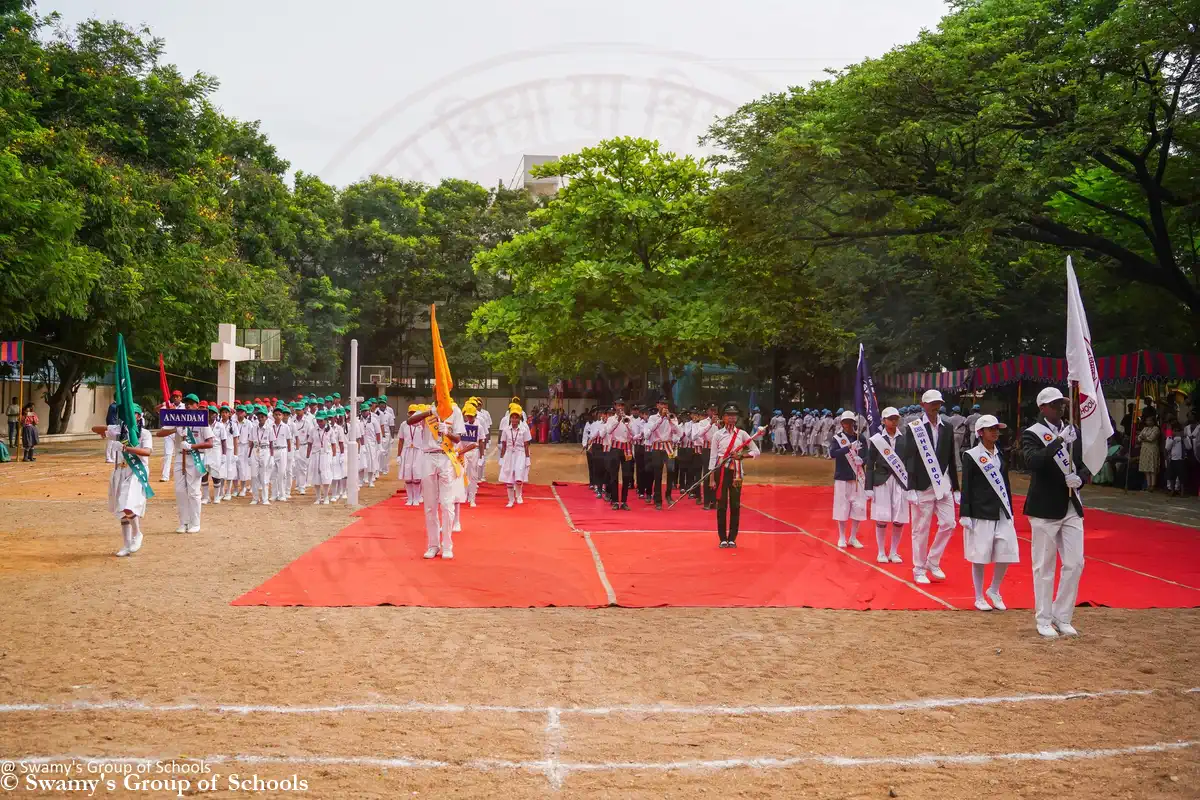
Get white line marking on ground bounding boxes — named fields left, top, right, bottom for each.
left=544, top=707, right=565, bottom=789
left=742, top=504, right=957, bottom=609
left=550, top=484, right=617, bottom=606
left=12, top=741, right=1195, bottom=783
left=0, top=687, right=1173, bottom=716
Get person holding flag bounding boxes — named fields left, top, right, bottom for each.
left=160, top=389, right=184, bottom=482
left=708, top=403, right=762, bottom=547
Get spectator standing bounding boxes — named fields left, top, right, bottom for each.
left=1137, top=412, right=1161, bottom=492
left=1166, top=423, right=1186, bottom=496
left=21, top=403, right=39, bottom=461
left=6, top=396, right=19, bottom=448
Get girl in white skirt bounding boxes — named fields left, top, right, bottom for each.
left=459, top=402, right=483, bottom=507
left=92, top=406, right=153, bottom=557
left=309, top=410, right=335, bottom=504
left=333, top=408, right=349, bottom=500
left=959, top=415, right=1019, bottom=611
left=864, top=407, right=910, bottom=563
left=498, top=407, right=531, bottom=507
left=234, top=405, right=251, bottom=497
left=829, top=411, right=867, bottom=548
left=203, top=405, right=225, bottom=505
left=397, top=404, right=425, bottom=505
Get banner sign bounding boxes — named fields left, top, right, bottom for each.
left=161, top=408, right=208, bottom=428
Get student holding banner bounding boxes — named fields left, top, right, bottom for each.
left=1022, top=387, right=1086, bottom=638
left=830, top=410, right=868, bottom=548
left=156, top=393, right=214, bottom=533
left=901, top=389, right=960, bottom=585
left=959, top=415, right=1018, bottom=611
left=864, top=407, right=909, bottom=564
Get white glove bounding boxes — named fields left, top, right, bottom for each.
left=864, top=489, right=874, bottom=500
left=953, top=491, right=961, bottom=505
left=180, top=441, right=192, bottom=452
left=1065, top=474, right=1083, bottom=490
left=906, top=490, right=920, bottom=503
left=1060, top=425, right=1077, bottom=444
left=960, top=517, right=974, bottom=531
left=438, top=422, right=450, bottom=436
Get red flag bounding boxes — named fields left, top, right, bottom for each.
left=158, top=353, right=170, bottom=404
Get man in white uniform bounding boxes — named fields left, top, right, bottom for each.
left=156, top=393, right=213, bottom=533
left=292, top=402, right=315, bottom=496
left=159, top=390, right=184, bottom=481
left=473, top=398, right=493, bottom=484
left=901, top=389, right=960, bottom=585
left=269, top=405, right=292, bottom=502
left=408, top=403, right=466, bottom=559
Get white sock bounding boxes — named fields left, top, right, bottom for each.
left=972, top=563, right=986, bottom=600
left=837, top=520, right=847, bottom=546
left=890, top=524, right=903, bottom=557
left=849, top=520, right=861, bottom=543
left=120, top=520, right=132, bottom=550
left=516, top=484, right=524, bottom=502
left=131, top=517, right=141, bottom=538
left=989, top=563, right=1009, bottom=593
left=507, top=485, right=515, bottom=504
left=875, top=523, right=887, bottom=556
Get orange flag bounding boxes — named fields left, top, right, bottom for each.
left=430, top=303, right=454, bottom=420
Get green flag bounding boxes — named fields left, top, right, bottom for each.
left=115, top=334, right=154, bottom=498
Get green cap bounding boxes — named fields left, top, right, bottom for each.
left=183, top=393, right=200, bottom=403
left=324, top=395, right=333, bottom=402
left=131, top=403, right=143, bottom=414
left=332, top=392, right=341, bottom=399
left=254, top=405, right=268, bottom=416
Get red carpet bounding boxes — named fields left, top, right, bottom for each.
left=234, top=483, right=1200, bottom=610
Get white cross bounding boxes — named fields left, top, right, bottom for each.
left=210, top=323, right=254, bottom=407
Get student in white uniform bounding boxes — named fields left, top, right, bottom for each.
left=959, top=414, right=1019, bottom=611
left=308, top=409, right=335, bottom=504
left=92, top=405, right=153, bottom=556
left=864, top=407, right=909, bottom=564
left=459, top=402, right=484, bottom=507
left=407, top=403, right=466, bottom=559
left=331, top=408, right=348, bottom=502
left=769, top=410, right=788, bottom=452
left=246, top=405, right=273, bottom=505
left=291, top=402, right=314, bottom=496
left=499, top=407, right=532, bottom=507
left=233, top=405, right=251, bottom=497
left=398, top=403, right=424, bottom=505
left=155, top=393, right=213, bottom=533
left=472, top=398, right=492, bottom=484
left=206, top=405, right=234, bottom=504
left=159, top=390, right=184, bottom=481
left=830, top=410, right=867, bottom=548
left=901, top=390, right=960, bottom=585
left=270, top=405, right=292, bottom=501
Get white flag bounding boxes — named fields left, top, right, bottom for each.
left=1066, top=257, right=1114, bottom=474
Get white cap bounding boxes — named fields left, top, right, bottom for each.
left=881, top=406, right=900, bottom=418
left=921, top=389, right=944, bottom=404
left=1036, top=387, right=1066, bottom=406
left=839, top=410, right=857, bottom=422
left=974, top=414, right=1007, bottom=433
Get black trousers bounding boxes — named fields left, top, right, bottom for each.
left=588, top=445, right=606, bottom=489
left=703, top=465, right=715, bottom=508
left=633, top=444, right=647, bottom=494
left=715, top=466, right=742, bottom=542
left=648, top=449, right=670, bottom=504
left=586, top=446, right=598, bottom=487
left=606, top=448, right=633, bottom=504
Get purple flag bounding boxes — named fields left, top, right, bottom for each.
left=855, top=343, right=881, bottom=436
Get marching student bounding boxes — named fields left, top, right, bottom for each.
left=331, top=407, right=348, bottom=501
left=603, top=398, right=635, bottom=510
left=709, top=403, right=760, bottom=547
left=830, top=410, right=868, bottom=549
left=156, top=393, right=214, bottom=533
left=1022, top=387, right=1085, bottom=638
left=472, top=397, right=492, bottom=485
left=643, top=397, right=680, bottom=510
left=864, top=407, right=909, bottom=563
left=308, top=409, right=335, bottom=504
left=407, top=402, right=466, bottom=559
left=499, top=405, right=532, bottom=507
left=205, top=405, right=231, bottom=505
left=586, top=408, right=608, bottom=498
left=960, top=414, right=1018, bottom=611
left=291, top=401, right=314, bottom=496
left=91, top=404, right=152, bottom=556
left=273, top=405, right=293, bottom=501
left=701, top=404, right=720, bottom=509
left=631, top=405, right=648, bottom=499
left=159, top=389, right=184, bottom=481
left=901, top=389, right=960, bottom=585
left=689, top=406, right=714, bottom=506
left=770, top=409, right=788, bottom=453
left=398, top=403, right=424, bottom=505
left=460, top=402, right=483, bottom=507
left=231, top=404, right=248, bottom=498
left=247, top=405, right=273, bottom=505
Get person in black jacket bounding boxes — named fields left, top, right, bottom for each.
left=864, top=406, right=909, bottom=564
left=960, top=415, right=1019, bottom=612
left=901, top=389, right=960, bottom=585
left=830, top=411, right=868, bottom=548
left=1021, top=387, right=1085, bottom=639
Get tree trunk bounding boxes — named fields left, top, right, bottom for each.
left=45, top=358, right=82, bottom=434
left=658, top=362, right=676, bottom=405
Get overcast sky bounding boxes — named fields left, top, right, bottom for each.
left=48, top=0, right=949, bottom=188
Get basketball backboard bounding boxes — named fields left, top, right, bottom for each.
left=359, top=365, right=393, bottom=390
left=237, top=329, right=281, bottom=362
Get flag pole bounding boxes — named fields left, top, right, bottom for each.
left=16, top=350, right=24, bottom=461
left=347, top=338, right=359, bottom=507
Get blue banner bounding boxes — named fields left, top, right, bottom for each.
left=161, top=408, right=208, bottom=428
left=855, top=343, right=882, bottom=437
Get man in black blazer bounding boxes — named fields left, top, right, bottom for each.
left=1021, top=386, right=1085, bottom=639
left=901, top=389, right=960, bottom=585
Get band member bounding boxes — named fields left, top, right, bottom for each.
left=156, top=393, right=213, bottom=533
left=689, top=406, right=713, bottom=506
left=603, top=398, right=635, bottom=510
left=960, top=414, right=1018, bottom=611
left=588, top=408, right=609, bottom=499
left=92, top=404, right=152, bottom=556
left=1022, top=387, right=1085, bottom=637
left=901, top=389, right=960, bottom=585
left=709, top=403, right=760, bottom=547
left=864, top=407, right=909, bottom=563
left=499, top=406, right=532, bottom=507
left=631, top=406, right=647, bottom=499
left=830, top=410, right=867, bottom=548
left=408, top=402, right=465, bottom=559
left=644, top=397, right=680, bottom=510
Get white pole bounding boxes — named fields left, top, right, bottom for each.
left=347, top=339, right=359, bottom=507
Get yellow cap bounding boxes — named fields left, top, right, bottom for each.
left=462, top=403, right=478, bottom=416
left=408, top=403, right=418, bottom=413
left=509, top=404, right=523, bottom=416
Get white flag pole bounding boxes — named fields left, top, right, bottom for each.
left=347, top=339, right=359, bottom=507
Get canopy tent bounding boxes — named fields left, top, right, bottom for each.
left=880, top=350, right=1200, bottom=391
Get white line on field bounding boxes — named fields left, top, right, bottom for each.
left=11, top=741, right=1195, bottom=780
left=741, top=503, right=957, bottom=609
left=2, top=687, right=1186, bottom=717
left=544, top=707, right=565, bottom=789
left=550, top=484, right=617, bottom=606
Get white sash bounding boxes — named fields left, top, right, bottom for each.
left=908, top=420, right=949, bottom=499
left=1028, top=422, right=1076, bottom=478
left=869, top=432, right=909, bottom=489
left=833, top=431, right=865, bottom=484
left=966, top=445, right=1011, bottom=518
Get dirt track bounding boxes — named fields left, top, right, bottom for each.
left=0, top=441, right=1196, bottom=797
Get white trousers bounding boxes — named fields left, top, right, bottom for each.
left=251, top=452, right=272, bottom=502
left=378, top=437, right=391, bottom=474
left=421, top=454, right=456, bottom=551
left=911, top=489, right=955, bottom=576
left=174, top=458, right=202, bottom=527
left=1029, top=511, right=1085, bottom=627
left=292, top=450, right=309, bottom=491
left=105, top=437, right=122, bottom=463
left=161, top=435, right=175, bottom=481
left=272, top=450, right=289, bottom=499
left=463, top=449, right=480, bottom=503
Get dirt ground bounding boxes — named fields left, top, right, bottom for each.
left=0, top=440, right=1196, bottom=798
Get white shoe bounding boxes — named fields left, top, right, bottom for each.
left=441, top=548, right=454, bottom=560
left=240, top=489, right=248, bottom=497
left=929, top=567, right=946, bottom=581
left=250, top=499, right=259, bottom=505
left=281, top=496, right=288, bottom=502
left=129, top=532, right=143, bottom=553
left=1055, top=622, right=1079, bottom=637
left=314, top=498, right=322, bottom=505
left=453, top=521, right=462, bottom=532
left=175, top=525, right=188, bottom=534
left=1037, top=624, right=1059, bottom=638
left=914, top=574, right=932, bottom=585
left=837, top=539, right=847, bottom=548
left=516, top=496, right=523, bottom=505
left=213, top=497, right=221, bottom=505
left=469, top=501, right=477, bottom=508
left=506, top=500, right=514, bottom=508
left=263, top=499, right=271, bottom=506
left=848, top=538, right=864, bottom=549
left=187, top=526, right=200, bottom=534
left=116, top=547, right=131, bottom=557
left=201, top=498, right=210, bottom=505
left=974, top=597, right=992, bottom=611
left=299, top=488, right=306, bottom=495
left=985, top=589, right=1006, bottom=611
left=876, top=553, right=889, bottom=563
left=423, top=547, right=440, bottom=559
left=889, top=554, right=902, bottom=564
